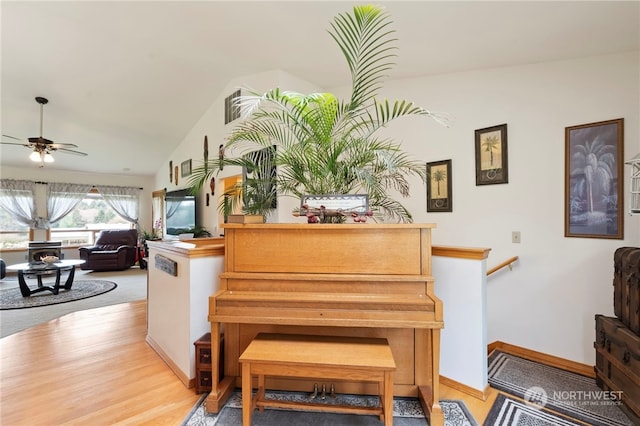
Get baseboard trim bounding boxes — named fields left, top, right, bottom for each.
left=488, top=341, right=595, bottom=378
left=145, top=335, right=195, bottom=388
left=440, top=375, right=489, bottom=401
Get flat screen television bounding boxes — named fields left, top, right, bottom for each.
left=165, top=189, right=198, bottom=235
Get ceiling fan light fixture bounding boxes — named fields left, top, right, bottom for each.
left=2, top=96, right=88, bottom=163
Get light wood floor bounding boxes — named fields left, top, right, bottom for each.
left=0, top=301, right=498, bottom=425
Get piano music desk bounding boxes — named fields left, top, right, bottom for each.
left=239, top=333, right=395, bottom=426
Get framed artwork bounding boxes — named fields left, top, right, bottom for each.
left=565, top=118, right=624, bottom=239
left=426, top=159, right=452, bottom=212
left=300, top=194, right=369, bottom=213
left=475, top=124, right=508, bottom=185
left=181, top=159, right=192, bottom=178
left=203, top=135, right=208, bottom=173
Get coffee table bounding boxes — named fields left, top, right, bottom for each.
left=6, top=259, right=86, bottom=297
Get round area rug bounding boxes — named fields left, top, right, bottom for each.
left=0, top=280, right=117, bottom=310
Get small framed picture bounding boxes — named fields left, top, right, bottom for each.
left=181, top=159, right=192, bottom=178
left=565, top=118, right=624, bottom=239
left=475, top=124, right=508, bottom=185
left=426, top=159, right=452, bottom=212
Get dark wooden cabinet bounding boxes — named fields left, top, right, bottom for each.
left=613, top=247, right=640, bottom=335
left=194, top=333, right=212, bottom=393
left=194, top=332, right=223, bottom=394
left=594, top=315, right=640, bottom=424
left=595, top=247, right=640, bottom=424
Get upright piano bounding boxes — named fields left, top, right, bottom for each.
left=206, top=223, right=444, bottom=425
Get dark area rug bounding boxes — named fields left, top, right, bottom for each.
left=488, top=350, right=632, bottom=426
left=484, top=394, right=582, bottom=426
left=182, top=390, right=478, bottom=426
left=0, top=280, right=117, bottom=310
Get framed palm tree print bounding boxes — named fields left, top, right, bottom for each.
left=427, top=159, right=452, bottom=212
left=565, top=118, right=624, bottom=239
left=475, top=124, right=508, bottom=185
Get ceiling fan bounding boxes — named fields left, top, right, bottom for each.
left=1, top=96, right=88, bottom=166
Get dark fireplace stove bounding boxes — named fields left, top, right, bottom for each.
left=27, top=241, right=63, bottom=264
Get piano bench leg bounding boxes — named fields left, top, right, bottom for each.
left=257, top=374, right=265, bottom=412
left=384, top=371, right=394, bottom=426
left=242, top=362, right=252, bottom=426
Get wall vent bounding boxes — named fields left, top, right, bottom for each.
left=224, top=89, right=241, bottom=125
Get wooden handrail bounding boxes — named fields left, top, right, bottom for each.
left=487, top=256, right=519, bottom=276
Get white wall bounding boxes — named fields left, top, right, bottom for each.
left=160, top=51, right=639, bottom=365
left=434, top=255, right=488, bottom=393
left=388, top=51, right=638, bottom=232
left=384, top=51, right=639, bottom=365
left=146, top=241, right=224, bottom=383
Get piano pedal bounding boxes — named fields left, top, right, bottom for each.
left=309, top=383, right=319, bottom=399
left=320, top=383, right=327, bottom=400
left=330, top=383, right=336, bottom=398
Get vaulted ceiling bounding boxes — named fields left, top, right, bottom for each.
left=2, top=1, right=638, bottom=176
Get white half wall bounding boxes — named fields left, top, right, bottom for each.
left=434, top=253, right=488, bottom=393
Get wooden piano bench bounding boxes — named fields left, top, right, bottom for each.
left=239, top=333, right=396, bottom=426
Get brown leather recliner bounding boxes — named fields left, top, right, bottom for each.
left=79, top=229, right=138, bottom=271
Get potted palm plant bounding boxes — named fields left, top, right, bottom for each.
left=189, top=4, right=447, bottom=223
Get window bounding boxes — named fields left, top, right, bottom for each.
left=0, top=180, right=140, bottom=249
left=50, top=193, right=132, bottom=247
left=0, top=207, right=30, bottom=249
left=0, top=180, right=35, bottom=250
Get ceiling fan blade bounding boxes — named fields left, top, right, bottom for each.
left=2, top=134, right=25, bottom=142
left=57, top=147, right=88, bottom=156
left=0, top=141, right=31, bottom=147
left=27, top=137, right=78, bottom=149
left=49, top=143, right=79, bottom=149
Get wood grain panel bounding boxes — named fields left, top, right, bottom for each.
left=228, top=225, right=425, bottom=275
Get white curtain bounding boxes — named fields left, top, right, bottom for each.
left=47, top=182, right=93, bottom=228
left=1, top=180, right=141, bottom=230
left=165, top=199, right=181, bottom=220
left=0, top=179, right=45, bottom=228
left=95, top=185, right=140, bottom=226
